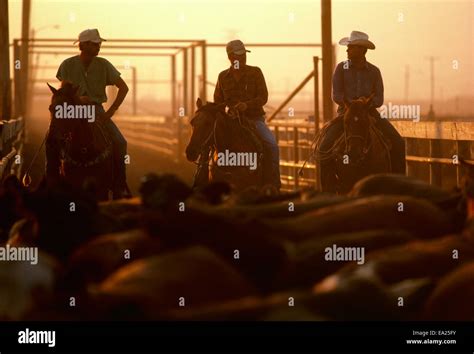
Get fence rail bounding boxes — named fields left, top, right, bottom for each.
left=0, top=117, right=24, bottom=180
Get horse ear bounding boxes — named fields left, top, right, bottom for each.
left=196, top=98, right=203, bottom=109
left=343, top=98, right=351, bottom=109
left=365, top=92, right=376, bottom=105
left=47, top=83, right=58, bottom=95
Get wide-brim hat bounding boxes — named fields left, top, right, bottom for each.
left=339, top=31, right=375, bottom=50
left=226, top=39, right=251, bottom=55
left=73, top=28, right=106, bottom=45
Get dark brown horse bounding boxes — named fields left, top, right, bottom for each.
left=185, top=98, right=264, bottom=191
left=45, top=82, right=114, bottom=200
left=315, top=94, right=392, bottom=194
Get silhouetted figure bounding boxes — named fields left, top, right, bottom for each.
left=214, top=40, right=281, bottom=190
left=318, top=31, right=406, bottom=192
left=52, top=29, right=131, bottom=199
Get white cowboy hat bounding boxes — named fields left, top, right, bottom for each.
left=73, top=29, right=106, bottom=45
left=339, top=31, right=375, bottom=50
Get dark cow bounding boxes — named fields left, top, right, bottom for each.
left=89, top=246, right=257, bottom=319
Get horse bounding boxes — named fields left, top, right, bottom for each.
left=45, top=82, right=114, bottom=201
left=185, top=98, right=264, bottom=192
left=315, top=94, right=392, bottom=194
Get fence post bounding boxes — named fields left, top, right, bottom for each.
left=313, top=56, right=319, bottom=133
left=294, top=126, right=299, bottom=190
left=456, top=140, right=470, bottom=187
left=131, top=66, right=137, bottom=115
left=13, top=40, right=21, bottom=118
left=429, top=139, right=442, bottom=186
left=190, top=44, right=195, bottom=115
left=201, top=40, right=207, bottom=103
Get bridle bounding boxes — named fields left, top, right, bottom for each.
left=343, top=115, right=372, bottom=161
left=191, top=104, right=263, bottom=172
left=48, top=100, right=112, bottom=169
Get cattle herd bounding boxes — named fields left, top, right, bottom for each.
left=1, top=170, right=474, bottom=321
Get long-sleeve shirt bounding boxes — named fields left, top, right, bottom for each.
left=214, top=65, right=268, bottom=119
left=332, top=59, right=384, bottom=115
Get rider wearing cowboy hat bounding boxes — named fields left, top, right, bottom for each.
left=51, top=29, right=131, bottom=198
left=213, top=39, right=281, bottom=190
left=318, top=30, right=406, bottom=191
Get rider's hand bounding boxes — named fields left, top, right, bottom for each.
left=235, top=102, right=248, bottom=112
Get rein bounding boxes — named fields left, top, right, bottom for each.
left=193, top=108, right=263, bottom=172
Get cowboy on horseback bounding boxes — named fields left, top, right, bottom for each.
left=212, top=40, right=281, bottom=190
left=318, top=30, right=406, bottom=192
left=47, top=28, right=131, bottom=198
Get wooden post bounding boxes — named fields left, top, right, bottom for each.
left=13, top=40, right=21, bottom=118
left=190, top=45, right=195, bottom=115
left=201, top=40, right=207, bottom=103
left=20, top=0, right=31, bottom=118
left=131, top=66, right=137, bottom=115
left=177, top=48, right=187, bottom=161
left=183, top=47, right=188, bottom=117
left=293, top=126, right=299, bottom=190
left=313, top=56, right=319, bottom=133
left=429, top=139, right=442, bottom=186
left=171, top=55, right=176, bottom=119
left=321, top=0, right=333, bottom=123
left=0, top=0, right=11, bottom=120
left=456, top=141, right=470, bottom=187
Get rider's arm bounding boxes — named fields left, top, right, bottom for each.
left=108, top=77, right=129, bottom=113
left=371, top=67, right=384, bottom=108
left=243, top=67, right=268, bottom=110
left=332, top=62, right=345, bottom=106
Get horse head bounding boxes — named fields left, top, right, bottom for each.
left=47, top=81, right=111, bottom=175
left=185, top=98, right=225, bottom=162
left=47, top=81, right=84, bottom=140
left=343, top=93, right=376, bottom=165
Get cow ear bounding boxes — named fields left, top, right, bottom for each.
left=47, top=83, right=58, bottom=95
left=196, top=98, right=203, bottom=109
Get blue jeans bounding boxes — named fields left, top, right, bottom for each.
left=255, top=117, right=281, bottom=189
left=95, top=105, right=128, bottom=190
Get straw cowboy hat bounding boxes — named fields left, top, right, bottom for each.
left=339, top=31, right=375, bottom=50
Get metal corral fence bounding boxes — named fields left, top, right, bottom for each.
left=114, top=115, right=474, bottom=191
left=114, top=115, right=189, bottom=163
left=0, top=117, right=24, bottom=180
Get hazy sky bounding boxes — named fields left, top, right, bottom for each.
left=8, top=0, right=474, bottom=105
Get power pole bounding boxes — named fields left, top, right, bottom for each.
left=425, top=56, right=438, bottom=120
left=0, top=0, right=11, bottom=120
